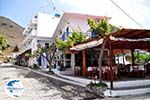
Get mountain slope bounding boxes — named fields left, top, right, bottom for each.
left=0, top=16, right=24, bottom=49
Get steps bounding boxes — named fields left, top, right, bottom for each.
left=104, top=79, right=150, bottom=97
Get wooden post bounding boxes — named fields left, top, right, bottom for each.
left=122, top=50, right=125, bottom=65
left=131, top=49, right=135, bottom=66
left=117, top=55, right=120, bottom=64
left=82, top=49, right=86, bottom=76
left=109, top=40, right=113, bottom=89
left=137, top=51, right=140, bottom=63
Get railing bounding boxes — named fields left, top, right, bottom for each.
left=31, top=17, right=37, bottom=25
left=23, top=30, right=37, bottom=43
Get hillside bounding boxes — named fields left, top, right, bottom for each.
left=0, top=16, right=24, bottom=50
left=0, top=16, right=24, bottom=62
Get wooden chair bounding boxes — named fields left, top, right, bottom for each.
left=87, top=67, right=98, bottom=79
left=145, top=63, right=150, bottom=75
left=74, top=66, right=81, bottom=76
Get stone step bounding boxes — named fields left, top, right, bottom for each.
left=113, top=84, right=150, bottom=90
left=106, top=79, right=150, bottom=88
left=104, top=85, right=150, bottom=97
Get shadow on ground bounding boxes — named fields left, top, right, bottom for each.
left=20, top=70, right=104, bottom=100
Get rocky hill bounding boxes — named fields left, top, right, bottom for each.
left=0, top=16, right=24, bottom=49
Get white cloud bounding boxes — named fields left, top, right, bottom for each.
left=59, top=0, right=150, bottom=29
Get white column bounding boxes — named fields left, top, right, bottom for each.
left=63, top=54, right=66, bottom=67
left=71, top=53, right=75, bottom=74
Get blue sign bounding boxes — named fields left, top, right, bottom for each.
left=5, top=79, right=24, bottom=98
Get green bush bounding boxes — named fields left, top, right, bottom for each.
left=88, top=81, right=107, bottom=88
left=32, top=64, right=39, bottom=69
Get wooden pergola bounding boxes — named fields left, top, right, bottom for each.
left=70, top=28, right=150, bottom=89
left=109, top=28, right=150, bottom=49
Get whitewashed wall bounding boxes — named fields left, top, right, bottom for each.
left=37, top=13, right=60, bottom=38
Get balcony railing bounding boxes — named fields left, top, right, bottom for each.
left=27, top=18, right=37, bottom=29
left=23, top=30, right=37, bottom=44
left=22, top=44, right=31, bottom=52
left=31, top=17, right=37, bottom=25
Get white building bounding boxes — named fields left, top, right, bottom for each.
left=22, top=12, right=60, bottom=68
left=52, top=12, right=106, bottom=71
left=22, top=12, right=106, bottom=69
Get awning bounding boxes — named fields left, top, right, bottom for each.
left=110, top=36, right=150, bottom=42
left=70, top=28, right=150, bottom=51
left=70, top=38, right=103, bottom=51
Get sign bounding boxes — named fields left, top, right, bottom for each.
left=5, top=79, right=24, bottom=98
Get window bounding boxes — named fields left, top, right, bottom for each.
left=37, top=43, right=41, bottom=48
left=37, top=40, right=40, bottom=42
left=45, top=43, right=49, bottom=48
left=65, top=54, right=71, bottom=59
left=66, top=27, right=69, bottom=35
left=60, top=30, right=62, bottom=35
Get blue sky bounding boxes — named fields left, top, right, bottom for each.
left=0, top=0, right=73, bottom=27
left=0, top=0, right=150, bottom=29
left=0, top=0, right=48, bottom=27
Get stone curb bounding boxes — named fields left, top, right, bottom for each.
left=14, top=65, right=86, bottom=87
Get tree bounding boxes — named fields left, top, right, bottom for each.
left=134, top=51, right=150, bottom=64
left=87, top=17, right=119, bottom=81
left=56, top=38, right=68, bottom=50
left=0, top=35, right=8, bottom=54
left=33, top=43, right=56, bottom=72
left=67, top=29, right=87, bottom=46
left=56, top=28, right=87, bottom=49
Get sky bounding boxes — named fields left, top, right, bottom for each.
left=0, top=0, right=150, bottom=29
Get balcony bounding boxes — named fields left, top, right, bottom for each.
left=22, top=43, right=31, bottom=52
left=31, top=17, right=37, bottom=25
left=27, top=17, right=37, bottom=29
left=23, top=29, right=37, bottom=44
left=23, top=28, right=30, bottom=35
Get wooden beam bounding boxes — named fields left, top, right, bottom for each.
left=111, top=41, right=150, bottom=50
left=127, top=30, right=148, bottom=39
left=122, top=50, right=125, bottom=65
left=131, top=49, right=135, bottom=66
left=82, top=49, right=86, bottom=76
left=121, top=30, right=137, bottom=38
left=109, top=40, right=114, bottom=89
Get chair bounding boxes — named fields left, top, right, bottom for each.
left=101, top=66, right=110, bottom=80
left=87, top=67, right=93, bottom=78
left=74, top=66, right=81, bottom=76
left=145, top=63, right=150, bottom=75
left=125, top=64, right=131, bottom=77
left=87, top=67, right=98, bottom=78
left=138, top=65, right=145, bottom=78
left=131, top=65, right=139, bottom=77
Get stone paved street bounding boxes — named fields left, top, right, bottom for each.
left=0, top=65, right=150, bottom=100
left=0, top=65, right=102, bottom=100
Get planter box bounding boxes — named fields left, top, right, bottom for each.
left=86, top=85, right=107, bottom=97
